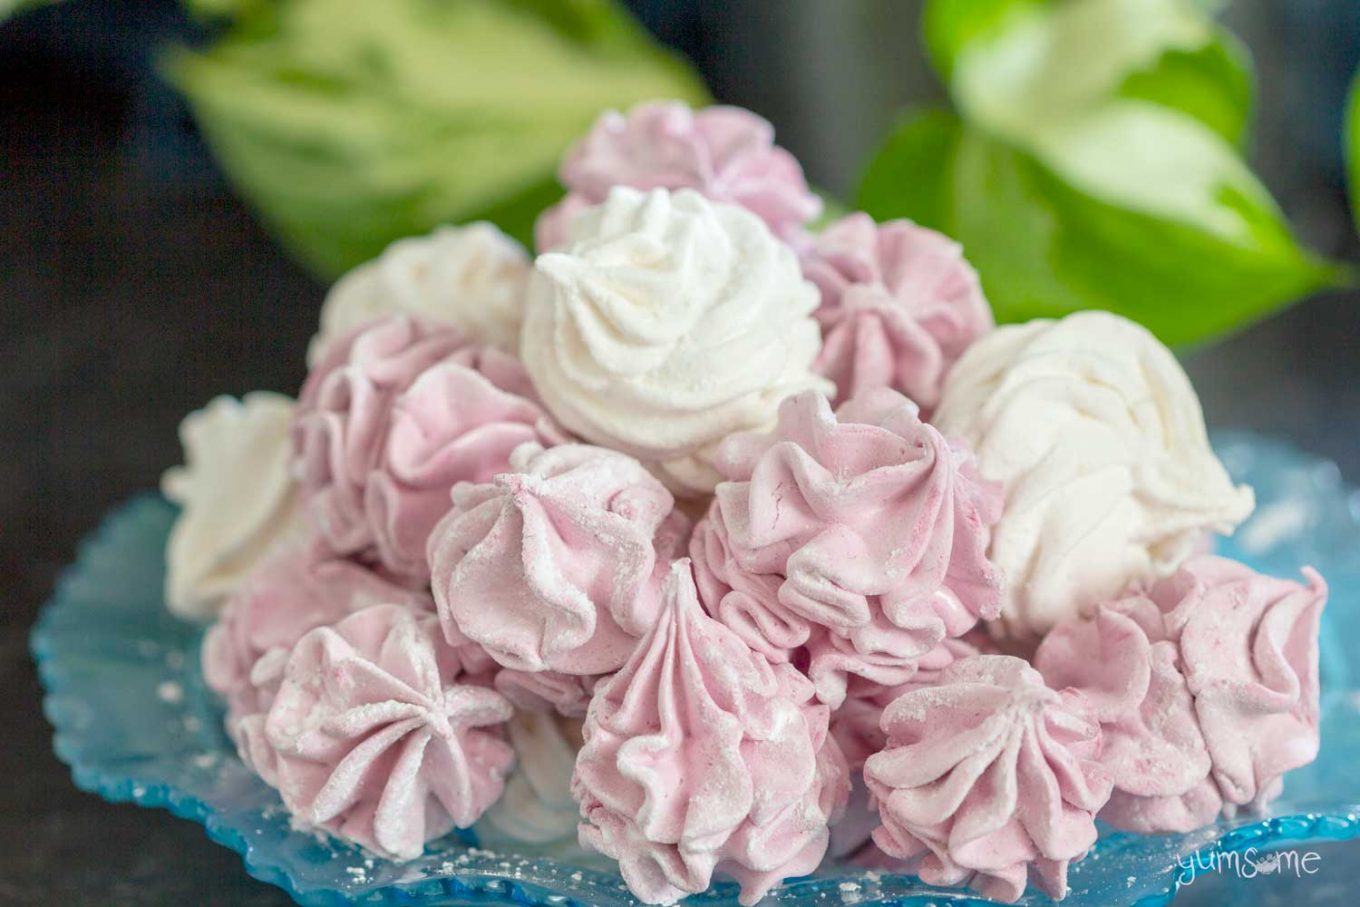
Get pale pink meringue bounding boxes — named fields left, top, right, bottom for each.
left=293, top=315, right=563, bottom=580
left=573, top=561, right=849, bottom=906
left=535, top=101, right=820, bottom=250
left=829, top=637, right=982, bottom=772
left=804, top=213, right=992, bottom=410
left=1159, top=557, right=1326, bottom=813
left=864, top=655, right=1111, bottom=903
left=825, top=637, right=981, bottom=862
left=201, top=542, right=437, bottom=782
left=428, top=442, right=684, bottom=675
left=691, top=388, right=1004, bottom=706
left=263, top=604, right=514, bottom=861
left=1037, top=555, right=1325, bottom=828
left=1035, top=600, right=1217, bottom=833
left=493, top=668, right=599, bottom=719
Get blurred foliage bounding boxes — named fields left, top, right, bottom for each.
left=0, top=0, right=55, bottom=20
left=1349, top=68, right=1360, bottom=236
left=859, top=0, right=1339, bottom=347
left=166, top=0, right=708, bottom=278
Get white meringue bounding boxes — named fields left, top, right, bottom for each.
left=310, top=223, right=530, bottom=364
left=162, top=393, right=305, bottom=620
left=481, top=711, right=584, bottom=846
left=934, top=311, right=1254, bottom=640
left=521, top=187, right=830, bottom=494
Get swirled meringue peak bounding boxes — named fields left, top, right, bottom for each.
left=310, top=223, right=530, bottom=365
left=294, top=315, right=564, bottom=580
left=1156, top=556, right=1324, bottom=812
left=1035, top=599, right=1217, bottom=833
left=573, top=561, right=849, bottom=906
left=825, top=636, right=982, bottom=862
left=535, top=101, right=819, bottom=251
left=202, top=541, right=437, bottom=783
left=522, top=186, right=830, bottom=495
left=1037, top=555, right=1325, bottom=828
left=428, top=441, right=683, bottom=675
left=830, top=637, right=982, bottom=772
left=162, top=393, right=306, bottom=620
left=804, top=213, right=993, bottom=410
left=481, top=711, right=584, bottom=847
left=934, top=310, right=1255, bottom=642
left=263, top=604, right=513, bottom=861
left=692, top=388, right=1004, bottom=706
left=865, top=655, right=1112, bottom=903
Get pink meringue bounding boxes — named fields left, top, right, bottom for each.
left=535, top=101, right=820, bottom=250
left=804, top=214, right=992, bottom=410
left=1038, top=555, right=1325, bottom=828
left=864, top=655, right=1111, bottom=903
left=1161, top=557, right=1326, bottom=812
left=825, top=637, right=981, bottom=862
left=573, top=561, right=849, bottom=906
left=428, top=442, right=684, bottom=675
left=493, top=668, right=598, bottom=719
left=830, top=637, right=982, bottom=772
left=263, top=604, right=513, bottom=861
left=293, top=315, right=563, bottom=580
left=1035, top=601, right=1217, bottom=833
left=691, top=388, right=1004, bottom=706
left=201, top=542, right=436, bottom=782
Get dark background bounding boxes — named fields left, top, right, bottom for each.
left=3, top=1, right=1358, bottom=904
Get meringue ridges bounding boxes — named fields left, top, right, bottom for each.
left=522, top=186, right=830, bottom=495
left=865, top=655, right=1112, bottom=903
left=162, top=392, right=305, bottom=620
left=428, top=440, right=685, bottom=684
left=804, top=213, right=993, bottom=410
left=691, top=388, right=1004, bottom=707
left=263, top=604, right=513, bottom=861
left=934, top=310, right=1255, bottom=641
left=1036, top=555, right=1327, bottom=833
left=573, top=561, right=849, bottom=906
left=293, top=315, right=564, bottom=581
left=534, top=100, right=821, bottom=251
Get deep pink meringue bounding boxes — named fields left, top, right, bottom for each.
left=428, top=442, right=685, bottom=675
left=1038, top=555, right=1326, bottom=829
left=201, top=541, right=436, bottom=782
left=293, top=315, right=564, bottom=580
left=573, top=561, right=849, bottom=906
left=535, top=101, right=820, bottom=250
left=691, top=388, right=1004, bottom=706
left=804, top=213, right=992, bottom=410
left=263, top=604, right=513, bottom=860
left=1035, top=601, right=1216, bottom=833
left=864, top=655, right=1111, bottom=903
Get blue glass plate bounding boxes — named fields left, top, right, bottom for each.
left=32, top=432, right=1360, bottom=906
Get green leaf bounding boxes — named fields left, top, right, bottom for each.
left=945, top=0, right=1231, bottom=137
left=857, top=109, right=1336, bottom=346
left=923, top=0, right=1043, bottom=81
left=863, top=0, right=1338, bottom=346
left=1348, top=67, right=1360, bottom=235
left=1114, top=27, right=1253, bottom=147
left=165, top=0, right=708, bottom=278
left=0, top=0, right=57, bottom=20
left=856, top=108, right=962, bottom=232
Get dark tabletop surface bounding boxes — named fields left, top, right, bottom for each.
left=4, top=5, right=1359, bottom=906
